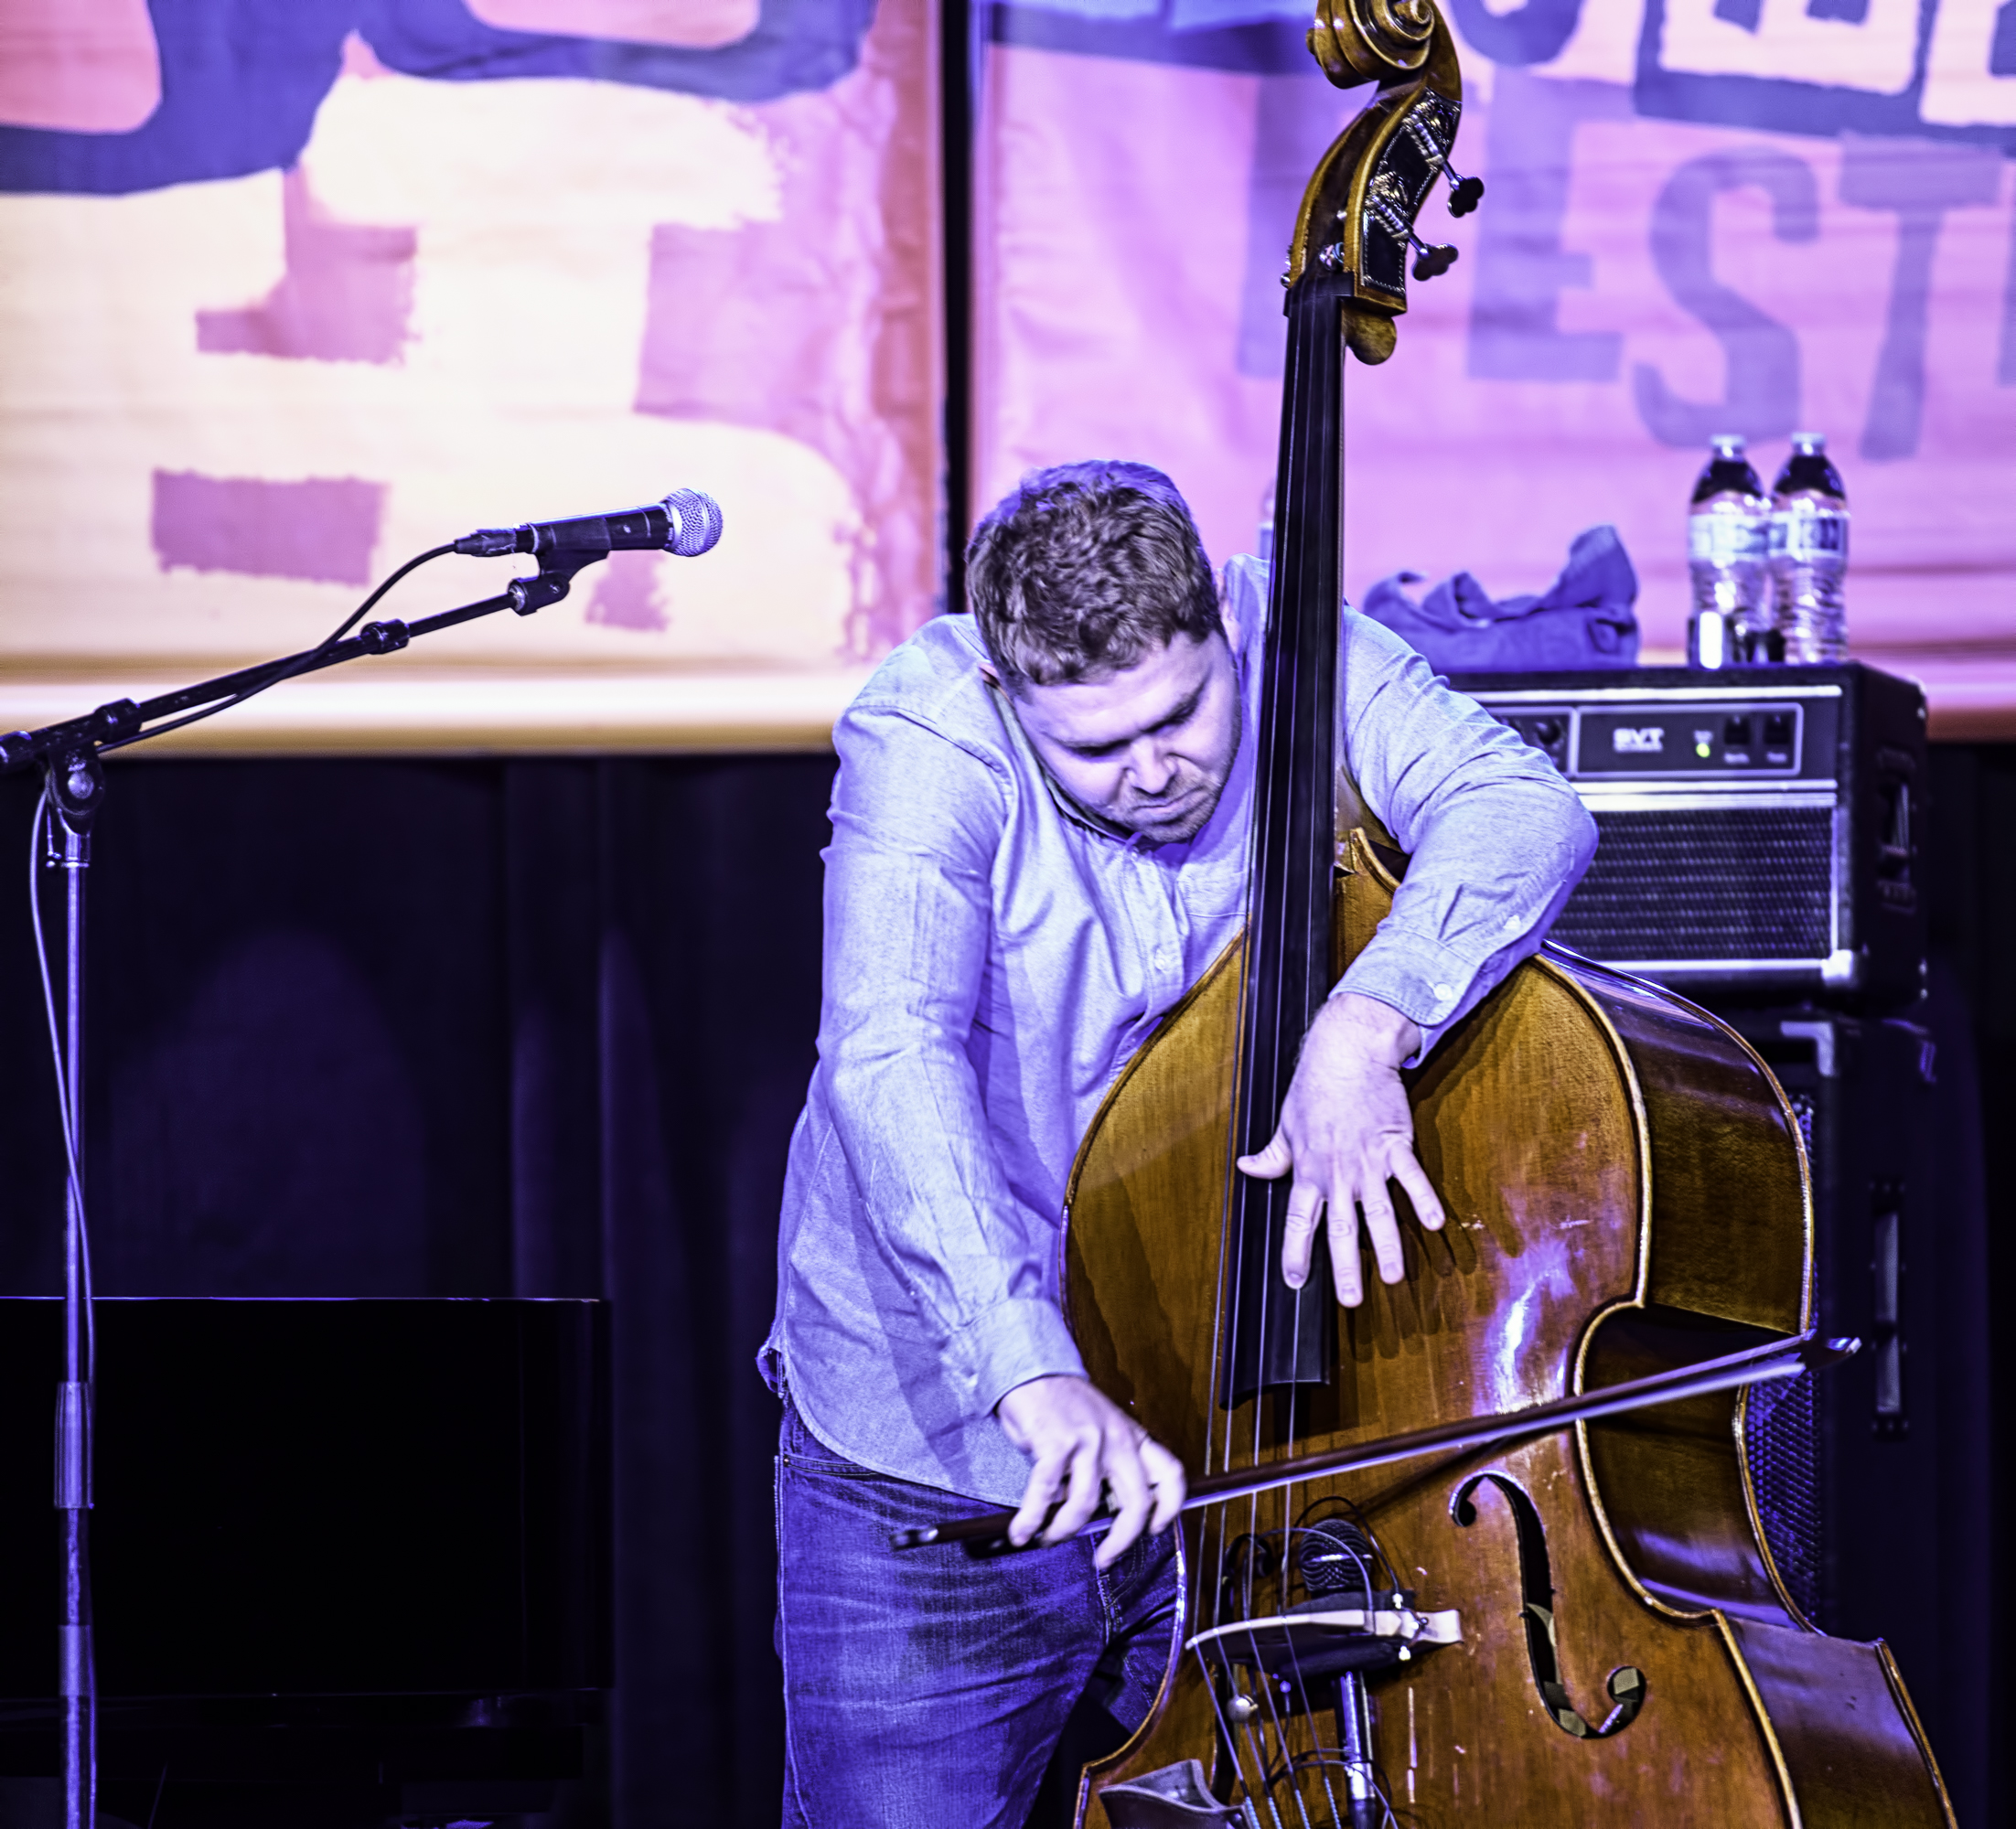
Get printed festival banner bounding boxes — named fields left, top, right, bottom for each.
left=975, top=0, right=2016, bottom=734
left=0, top=0, right=941, bottom=751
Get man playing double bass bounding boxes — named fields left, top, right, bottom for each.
left=761, top=460, right=1595, bottom=1826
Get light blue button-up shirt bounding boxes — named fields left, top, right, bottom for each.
left=762, top=556, right=1597, bottom=1504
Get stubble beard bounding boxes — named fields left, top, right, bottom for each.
left=1112, top=691, right=1242, bottom=847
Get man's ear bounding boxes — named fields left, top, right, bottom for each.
left=1218, top=604, right=1243, bottom=656
left=979, top=661, right=1002, bottom=690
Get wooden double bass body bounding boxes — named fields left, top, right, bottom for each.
left=1046, top=3, right=1954, bottom=1823
left=1064, top=846, right=1953, bottom=1824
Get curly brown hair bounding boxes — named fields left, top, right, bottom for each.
left=965, top=462, right=1220, bottom=690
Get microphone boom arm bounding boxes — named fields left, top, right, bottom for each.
left=0, top=550, right=602, bottom=777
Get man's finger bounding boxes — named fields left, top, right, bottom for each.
left=1280, top=1182, right=1324, bottom=1289
left=1044, top=1436, right=1105, bottom=1544
left=1329, top=1198, right=1366, bottom=1307
left=1009, top=1449, right=1067, bottom=1547
left=1392, top=1148, right=1445, bottom=1233
left=1093, top=1435, right=1153, bottom=1569
left=1142, top=1439, right=1186, bottom=1534
left=1236, top=1130, right=1293, bottom=1180
left=1362, top=1182, right=1406, bottom=1285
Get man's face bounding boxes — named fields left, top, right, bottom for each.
left=1003, top=619, right=1242, bottom=845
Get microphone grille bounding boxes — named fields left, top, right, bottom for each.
left=661, top=489, right=724, bottom=558
left=1298, top=1517, right=1375, bottom=1599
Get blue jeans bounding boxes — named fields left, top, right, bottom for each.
left=775, top=1396, right=1180, bottom=1829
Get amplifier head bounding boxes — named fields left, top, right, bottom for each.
left=1450, top=663, right=1926, bottom=1011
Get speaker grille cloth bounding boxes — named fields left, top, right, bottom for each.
left=1551, top=806, right=1833, bottom=960
left=1745, top=1369, right=1822, bottom=1624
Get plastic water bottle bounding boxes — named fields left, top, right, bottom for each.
left=1687, top=434, right=1773, bottom=668
left=1770, top=433, right=1849, bottom=664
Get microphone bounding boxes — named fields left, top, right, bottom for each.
left=453, top=488, right=723, bottom=561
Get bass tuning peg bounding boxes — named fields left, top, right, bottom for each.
left=1412, top=241, right=1459, bottom=280
left=1398, top=112, right=1484, bottom=218
left=1360, top=194, right=1459, bottom=282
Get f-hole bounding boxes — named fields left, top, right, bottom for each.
left=1452, top=1472, right=1646, bottom=1739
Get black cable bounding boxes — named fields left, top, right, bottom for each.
left=98, top=542, right=457, bottom=754
left=21, top=540, right=463, bottom=1382
left=28, top=789, right=94, bottom=1384
left=16, top=540, right=463, bottom=1370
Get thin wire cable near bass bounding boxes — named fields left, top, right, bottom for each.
left=28, top=789, right=94, bottom=1384
left=22, top=541, right=464, bottom=1389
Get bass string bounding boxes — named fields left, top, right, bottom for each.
left=1265, top=277, right=1339, bottom=1610
left=1206, top=305, right=1283, bottom=1637
left=1209, top=273, right=1339, bottom=1642
left=1233, top=282, right=1348, bottom=1802
left=1268, top=281, right=1332, bottom=1625
left=1279, top=281, right=1340, bottom=1611
left=1217, top=281, right=1298, bottom=1617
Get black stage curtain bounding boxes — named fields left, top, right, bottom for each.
left=0, top=747, right=2006, bottom=1826
left=1925, top=743, right=2016, bottom=1829
left=0, top=754, right=835, bottom=1829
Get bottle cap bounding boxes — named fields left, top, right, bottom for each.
left=1791, top=432, right=1827, bottom=454
left=1710, top=434, right=1746, bottom=457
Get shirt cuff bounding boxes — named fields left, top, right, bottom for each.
left=957, top=1296, right=1088, bottom=1419
left=1332, top=929, right=1482, bottom=1064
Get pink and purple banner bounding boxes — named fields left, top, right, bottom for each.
left=0, top=0, right=941, bottom=751
left=975, top=0, right=2016, bottom=733
left=5, top=1, right=2012, bottom=745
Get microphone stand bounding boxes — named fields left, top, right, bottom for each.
left=50, top=767, right=91, bottom=1829
left=2, top=551, right=603, bottom=1829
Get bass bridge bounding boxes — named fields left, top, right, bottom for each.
left=1104, top=1513, right=1462, bottom=1829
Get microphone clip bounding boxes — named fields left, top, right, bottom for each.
left=509, top=548, right=606, bottom=615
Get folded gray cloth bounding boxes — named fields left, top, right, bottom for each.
left=1361, top=523, right=1639, bottom=672
left=1101, top=1759, right=1243, bottom=1827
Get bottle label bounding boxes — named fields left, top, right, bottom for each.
left=1689, top=513, right=1767, bottom=564
left=1771, top=506, right=1848, bottom=562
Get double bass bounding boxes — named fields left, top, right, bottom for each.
left=1047, top=5, right=1955, bottom=1823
